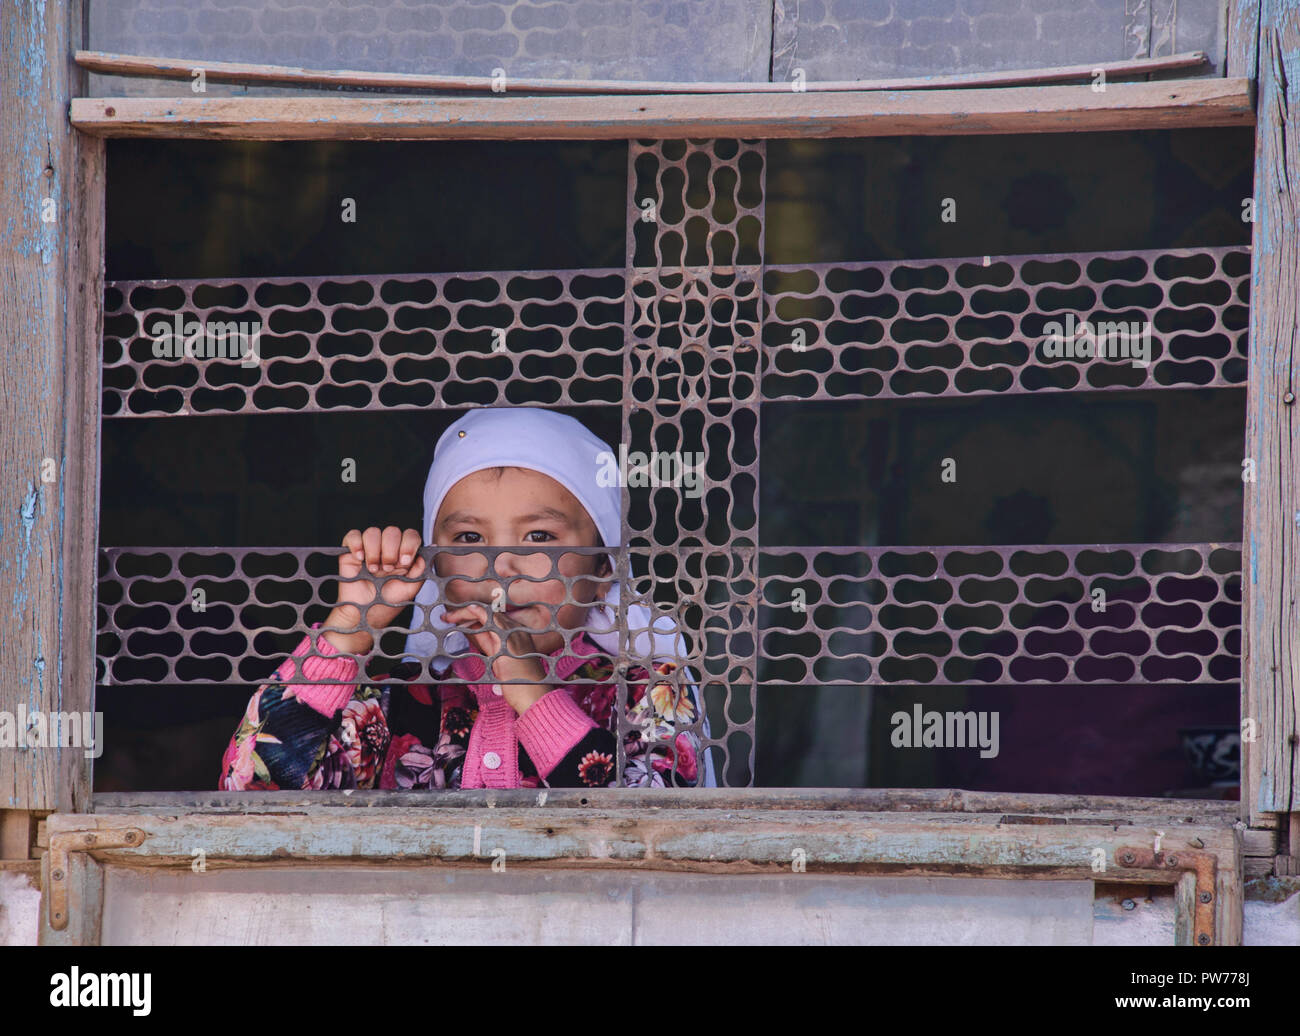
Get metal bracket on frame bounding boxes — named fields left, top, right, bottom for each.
left=46, top=827, right=146, bottom=930
left=1114, top=845, right=1217, bottom=945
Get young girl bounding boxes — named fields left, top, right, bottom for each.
left=219, top=407, right=714, bottom=790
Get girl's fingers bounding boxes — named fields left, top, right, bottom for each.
left=441, top=602, right=486, bottom=627
left=362, top=527, right=383, bottom=572
left=380, top=526, right=403, bottom=570
left=399, top=528, right=422, bottom=568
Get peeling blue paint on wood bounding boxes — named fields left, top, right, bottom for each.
left=13, top=486, right=39, bottom=613
left=2, top=0, right=97, bottom=813
left=4, top=0, right=58, bottom=265
left=1241, top=0, right=1300, bottom=820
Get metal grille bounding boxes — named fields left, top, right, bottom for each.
left=100, top=247, right=1249, bottom=417
left=97, top=542, right=1241, bottom=687
left=101, top=269, right=630, bottom=417
left=100, top=136, right=1248, bottom=788
left=758, top=543, right=1241, bottom=685
left=763, top=247, right=1249, bottom=400
left=96, top=545, right=638, bottom=686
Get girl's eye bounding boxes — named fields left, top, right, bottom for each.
left=452, top=530, right=554, bottom=543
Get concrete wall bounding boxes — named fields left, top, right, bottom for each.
left=5, top=864, right=1298, bottom=944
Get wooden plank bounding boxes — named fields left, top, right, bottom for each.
left=37, top=849, right=102, bottom=946
left=68, top=79, right=1255, bottom=142
left=50, top=810, right=1238, bottom=876
left=52, top=810, right=1245, bottom=941
left=1174, top=870, right=1199, bottom=945
left=60, top=135, right=105, bottom=815
left=0, top=811, right=33, bottom=860
left=91, top=787, right=1243, bottom=821
left=1242, top=825, right=1279, bottom=857
left=1244, top=856, right=1275, bottom=878
left=0, top=0, right=98, bottom=813
left=1094, top=883, right=1176, bottom=946
left=1217, top=827, right=1246, bottom=944
left=1242, top=0, right=1300, bottom=827
left=72, top=48, right=1212, bottom=96
left=1227, top=0, right=1263, bottom=80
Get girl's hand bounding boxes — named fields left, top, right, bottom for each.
left=323, top=527, right=427, bottom=654
left=440, top=601, right=544, bottom=674
left=442, top=602, right=550, bottom=714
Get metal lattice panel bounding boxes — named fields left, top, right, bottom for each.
left=102, top=245, right=1249, bottom=418
left=97, top=545, right=640, bottom=685
left=620, top=139, right=765, bottom=783
left=759, top=544, right=1241, bottom=685
left=94, top=544, right=745, bottom=782
left=101, top=269, right=629, bottom=417
left=762, top=247, right=1250, bottom=400
left=96, top=542, right=1242, bottom=687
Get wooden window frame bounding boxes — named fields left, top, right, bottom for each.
left=5, top=0, right=1294, bottom=946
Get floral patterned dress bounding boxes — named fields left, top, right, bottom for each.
left=220, top=630, right=701, bottom=791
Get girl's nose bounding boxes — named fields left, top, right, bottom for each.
left=492, top=547, right=521, bottom=578
left=491, top=548, right=553, bottom=598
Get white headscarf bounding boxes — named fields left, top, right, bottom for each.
left=401, top=407, right=717, bottom=786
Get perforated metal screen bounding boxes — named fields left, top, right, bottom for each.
left=98, top=137, right=1246, bottom=787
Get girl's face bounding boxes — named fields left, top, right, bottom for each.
left=433, top=466, right=612, bottom=655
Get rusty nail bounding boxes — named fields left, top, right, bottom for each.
left=1120, top=851, right=1136, bottom=865
left=1198, top=933, right=1211, bottom=945
left=43, top=165, right=54, bottom=178
left=1166, top=854, right=1178, bottom=866
left=105, top=106, right=115, bottom=117
left=83, top=833, right=95, bottom=845
left=1199, top=891, right=1213, bottom=903
left=1285, top=391, right=1296, bottom=405
left=51, top=868, right=64, bottom=881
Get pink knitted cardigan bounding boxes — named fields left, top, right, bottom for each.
left=278, top=623, right=604, bottom=788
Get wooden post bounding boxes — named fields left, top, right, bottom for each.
left=1242, top=0, right=1300, bottom=828
left=0, top=1, right=102, bottom=814
left=1227, top=0, right=1262, bottom=80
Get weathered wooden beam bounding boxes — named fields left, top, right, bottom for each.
left=0, top=1, right=100, bottom=813
left=73, top=48, right=1212, bottom=95
left=1242, top=0, right=1300, bottom=827
left=43, top=808, right=1243, bottom=943
left=49, top=809, right=1238, bottom=873
left=68, top=79, right=1254, bottom=141
left=0, top=810, right=34, bottom=860
left=1217, top=828, right=1246, bottom=944
left=91, top=787, right=1243, bottom=821
left=1227, top=0, right=1263, bottom=80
